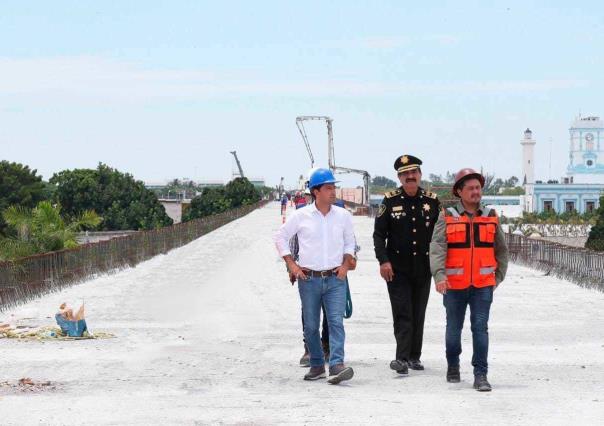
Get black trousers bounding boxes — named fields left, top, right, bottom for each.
left=386, top=263, right=431, bottom=361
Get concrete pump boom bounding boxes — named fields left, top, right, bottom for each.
left=295, top=115, right=370, bottom=205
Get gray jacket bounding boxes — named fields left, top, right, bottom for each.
left=429, top=202, right=509, bottom=286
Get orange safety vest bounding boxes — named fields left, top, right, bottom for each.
left=444, top=207, right=498, bottom=290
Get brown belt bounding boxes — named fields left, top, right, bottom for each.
left=302, top=268, right=338, bottom=278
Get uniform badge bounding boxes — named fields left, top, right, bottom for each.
left=392, top=206, right=403, bottom=212
left=423, top=203, right=430, bottom=212
left=401, top=155, right=409, bottom=164
left=377, top=204, right=387, bottom=217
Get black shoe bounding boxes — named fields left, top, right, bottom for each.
left=389, top=359, right=408, bottom=375
left=473, top=374, right=492, bottom=392
left=447, top=365, right=460, bottom=383
left=408, top=359, right=424, bottom=371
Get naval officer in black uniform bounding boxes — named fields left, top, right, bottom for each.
left=373, top=155, right=441, bottom=374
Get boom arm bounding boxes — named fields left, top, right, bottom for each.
left=229, top=151, right=245, bottom=178
left=296, top=116, right=333, bottom=168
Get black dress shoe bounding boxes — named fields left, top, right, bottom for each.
left=408, top=359, right=424, bottom=370
left=447, top=365, right=460, bottom=383
left=389, top=359, right=408, bottom=375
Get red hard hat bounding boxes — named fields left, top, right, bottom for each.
left=452, top=168, right=485, bottom=197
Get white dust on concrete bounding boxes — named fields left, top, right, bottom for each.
left=1, top=203, right=603, bottom=425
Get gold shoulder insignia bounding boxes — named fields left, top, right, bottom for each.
left=385, top=188, right=402, bottom=198
left=425, top=191, right=438, bottom=199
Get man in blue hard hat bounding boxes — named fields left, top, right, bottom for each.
left=275, top=168, right=356, bottom=384
left=289, top=183, right=330, bottom=367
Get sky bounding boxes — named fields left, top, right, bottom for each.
left=1, top=0, right=603, bottom=188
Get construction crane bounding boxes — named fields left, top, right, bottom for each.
left=229, top=150, right=245, bottom=178
left=295, top=115, right=370, bottom=205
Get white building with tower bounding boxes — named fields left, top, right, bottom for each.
left=522, top=115, right=604, bottom=214
left=566, top=115, right=604, bottom=184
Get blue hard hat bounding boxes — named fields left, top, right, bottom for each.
left=308, top=168, right=339, bottom=189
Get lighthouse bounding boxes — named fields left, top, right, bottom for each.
left=521, top=128, right=536, bottom=212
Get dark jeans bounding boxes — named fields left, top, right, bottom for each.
left=386, top=266, right=431, bottom=362
left=443, top=286, right=494, bottom=376
left=302, top=304, right=329, bottom=346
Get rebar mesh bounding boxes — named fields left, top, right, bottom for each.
left=0, top=201, right=267, bottom=311
left=505, top=233, right=604, bottom=292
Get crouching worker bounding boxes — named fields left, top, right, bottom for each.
left=274, top=168, right=356, bottom=384
left=55, top=302, right=88, bottom=337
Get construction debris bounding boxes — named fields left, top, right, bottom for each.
left=0, top=325, right=115, bottom=341
left=0, top=378, right=57, bottom=395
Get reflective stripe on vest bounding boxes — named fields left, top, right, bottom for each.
left=444, top=208, right=498, bottom=290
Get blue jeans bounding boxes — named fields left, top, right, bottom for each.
left=443, top=286, right=493, bottom=376
left=298, top=275, right=347, bottom=368
left=55, top=314, right=88, bottom=337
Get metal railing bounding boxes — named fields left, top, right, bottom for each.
left=505, top=233, right=604, bottom=291
left=0, top=201, right=267, bottom=311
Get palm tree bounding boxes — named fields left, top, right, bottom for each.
left=0, top=201, right=102, bottom=261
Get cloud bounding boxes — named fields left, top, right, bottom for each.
left=0, top=56, right=590, bottom=103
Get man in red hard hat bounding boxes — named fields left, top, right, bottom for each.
left=429, top=168, right=509, bottom=391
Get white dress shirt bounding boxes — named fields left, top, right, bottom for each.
left=274, top=203, right=356, bottom=271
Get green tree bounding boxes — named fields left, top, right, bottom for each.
left=504, top=176, right=519, bottom=187
left=586, top=195, right=604, bottom=251
left=0, top=201, right=101, bottom=260
left=428, top=173, right=443, bottom=183
left=183, top=187, right=231, bottom=220
left=500, top=187, right=525, bottom=196
left=184, top=178, right=261, bottom=221
left=0, top=161, right=48, bottom=235
left=225, top=177, right=261, bottom=208
left=256, top=185, right=276, bottom=199
left=444, top=171, right=456, bottom=183
left=372, top=176, right=397, bottom=188
left=50, top=163, right=173, bottom=231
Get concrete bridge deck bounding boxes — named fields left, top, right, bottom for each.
left=1, top=202, right=602, bottom=425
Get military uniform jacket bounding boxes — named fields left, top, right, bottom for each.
left=373, top=187, right=441, bottom=270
